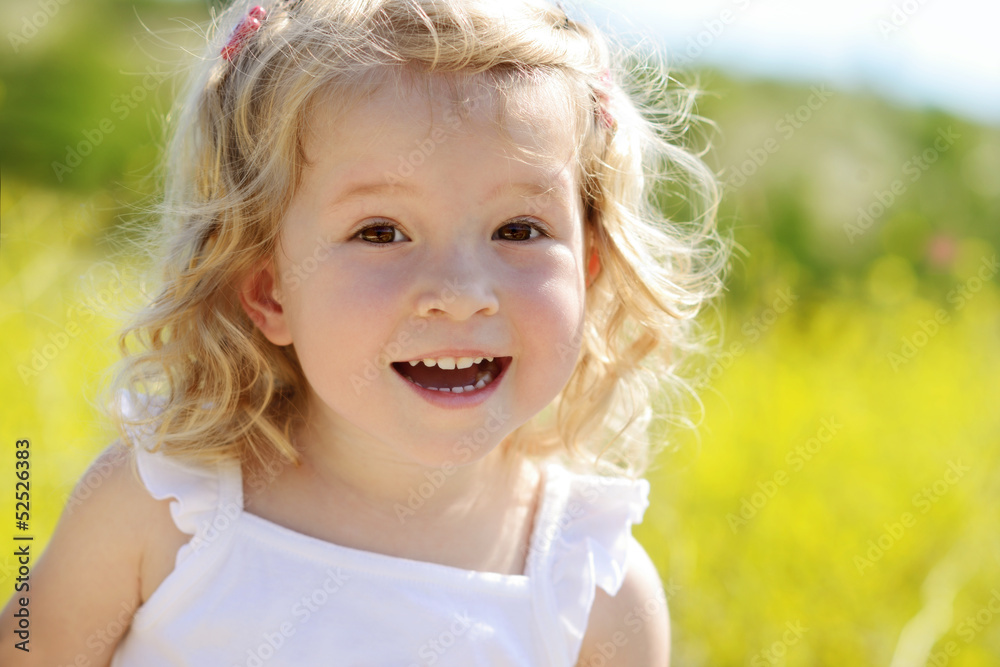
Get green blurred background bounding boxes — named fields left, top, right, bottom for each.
left=1, top=0, right=998, bottom=664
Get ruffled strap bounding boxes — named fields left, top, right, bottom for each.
left=134, top=446, right=243, bottom=561
left=529, top=463, right=650, bottom=665
left=123, top=392, right=243, bottom=566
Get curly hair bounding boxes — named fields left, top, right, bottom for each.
left=107, top=0, right=729, bottom=479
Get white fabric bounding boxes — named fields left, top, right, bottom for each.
left=111, top=439, right=649, bottom=666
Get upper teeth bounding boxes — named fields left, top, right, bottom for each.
left=407, top=356, right=493, bottom=369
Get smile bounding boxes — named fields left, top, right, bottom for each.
left=391, top=356, right=511, bottom=393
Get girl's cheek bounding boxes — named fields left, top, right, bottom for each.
left=509, top=253, right=585, bottom=340
left=510, top=246, right=584, bottom=302
left=312, top=268, right=396, bottom=314
left=504, top=242, right=577, bottom=277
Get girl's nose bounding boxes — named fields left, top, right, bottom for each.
left=414, top=249, right=500, bottom=320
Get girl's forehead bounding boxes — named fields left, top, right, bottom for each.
left=302, top=69, right=581, bottom=166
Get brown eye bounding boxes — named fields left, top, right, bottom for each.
left=357, top=225, right=406, bottom=244
left=494, top=221, right=541, bottom=242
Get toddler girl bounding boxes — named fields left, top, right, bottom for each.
left=2, top=0, right=726, bottom=664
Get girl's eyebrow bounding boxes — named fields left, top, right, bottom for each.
left=329, top=180, right=420, bottom=206
left=327, top=178, right=567, bottom=209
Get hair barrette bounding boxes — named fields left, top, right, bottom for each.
left=595, top=69, right=617, bottom=132
left=221, top=5, right=268, bottom=62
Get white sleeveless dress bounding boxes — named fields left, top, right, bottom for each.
left=110, top=439, right=650, bottom=666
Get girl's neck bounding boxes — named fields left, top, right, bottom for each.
left=242, top=413, right=543, bottom=575
left=284, top=403, right=527, bottom=523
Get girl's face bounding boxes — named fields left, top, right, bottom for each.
left=254, top=74, right=589, bottom=467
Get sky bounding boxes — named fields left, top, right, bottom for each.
left=577, top=0, right=1000, bottom=125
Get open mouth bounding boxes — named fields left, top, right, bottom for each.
left=391, top=356, right=511, bottom=394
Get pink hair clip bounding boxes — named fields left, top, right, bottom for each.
left=595, top=69, right=617, bottom=132
left=221, top=5, right=268, bottom=62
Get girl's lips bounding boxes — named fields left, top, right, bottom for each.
left=391, top=356, right=510, bottom=391
left=393, top=357, right=511, bottom=409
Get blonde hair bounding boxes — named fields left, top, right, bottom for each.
left=109, top=0, right=728, bottom=479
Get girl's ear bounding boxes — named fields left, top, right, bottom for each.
left=238, top=262, right=293, bottom=346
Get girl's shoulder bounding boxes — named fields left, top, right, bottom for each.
left=68, top=442, right=192, bottom=606
left=128, top=447, right=208, bottom=604
left=0, top=441, right=185, bottom=666
left=538, top=462, right=668, bottom=665
left=112, top=393, right=230, bottom=598
left=577, top=537, right=671, bottom=666
left=525, top=461, right=662, bottom=664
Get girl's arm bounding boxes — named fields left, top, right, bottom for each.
left=0, top=443, right=162, bottom=666
left=576, top=539, right=672, bottom=667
